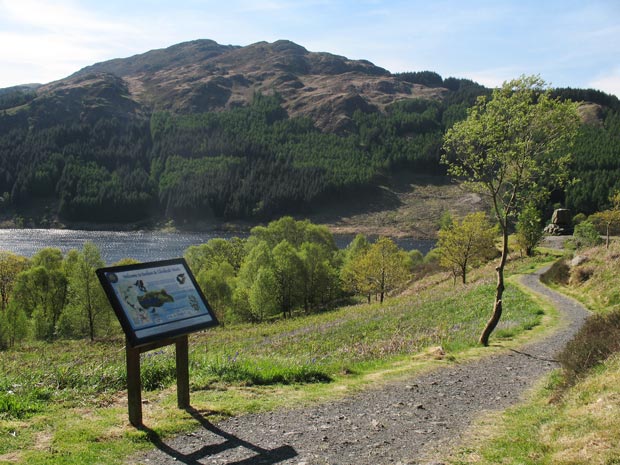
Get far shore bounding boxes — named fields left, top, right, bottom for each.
left=0, top=215, right=437, bottom=240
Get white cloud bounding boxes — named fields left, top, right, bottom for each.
left=0, top=0, right=133, bottom=35
left=588, top=69, right=620, bottom=98
left=459, top=68, right=519, bottom=89
left=0, top=0, right=143, bottom=86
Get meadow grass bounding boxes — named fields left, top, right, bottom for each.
left=0, top=253, right=555, bottom=465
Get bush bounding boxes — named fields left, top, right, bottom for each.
left=573, top=221, right=603, bottom=249
left=558, top=310, right=620, bottom=387
left=572, top=212, right=587, bottom=226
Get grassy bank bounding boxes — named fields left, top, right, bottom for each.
left=448, top=242, right=620, bottom=465
left=0, top=253, right=556, bottom=465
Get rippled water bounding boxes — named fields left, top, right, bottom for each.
left=0, top=229, right=435, bottom=264
left=0, top=229, right=231, bottom=264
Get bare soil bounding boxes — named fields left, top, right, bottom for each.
left=129, top=266, right=588, bottom=465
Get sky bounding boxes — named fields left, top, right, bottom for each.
left=1, top=0, right=619, bottom=96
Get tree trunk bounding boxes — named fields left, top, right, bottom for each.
left=479, top=227, right=508, bottom=346
left=88, top=303, right=95, bottom=342
left=607, top=223, right=610, bottom=249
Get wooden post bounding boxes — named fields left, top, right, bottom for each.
left=124, top=335, right=191, bottom=426
left=176, top=335, right=190, bottom=409
left=126, top=341, right=142, bottom=427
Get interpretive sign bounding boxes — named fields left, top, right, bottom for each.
left=96, top=258, right=218, bottom=348
left=97, top=258, right=218, bottom=426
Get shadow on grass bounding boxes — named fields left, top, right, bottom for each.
left=138, top=407, right=297, bottom=465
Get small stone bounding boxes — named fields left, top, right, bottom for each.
left=371, top=419, right=385, bottom=430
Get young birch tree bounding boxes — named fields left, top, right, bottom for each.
left=437, top=212, right=497, bottom=284
left=442, top=75, right=580, bottom=346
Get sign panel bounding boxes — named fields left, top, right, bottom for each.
left=97, top=258, right=218, bottom=347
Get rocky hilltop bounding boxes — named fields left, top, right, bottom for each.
left=43, top=39, right=446, bottom=132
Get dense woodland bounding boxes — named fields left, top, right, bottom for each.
left=0, top=74, right=619, bottom=224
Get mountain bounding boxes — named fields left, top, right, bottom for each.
left=0, top=39, right=619, bottom=228
left=65, top=39, right=446, bottom=133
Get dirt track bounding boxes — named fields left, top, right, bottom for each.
left=129, top=266, right=588, bottom=465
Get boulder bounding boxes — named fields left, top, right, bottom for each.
left=544, top=208, right=573, bottom=235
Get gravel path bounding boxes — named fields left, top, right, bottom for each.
left=130, top=266, right=589, bottom=465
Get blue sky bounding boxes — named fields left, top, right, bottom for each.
left=1, top=0, right=619, bottom=96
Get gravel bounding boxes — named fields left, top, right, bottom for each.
left=129, top=266, right=589, bottom=465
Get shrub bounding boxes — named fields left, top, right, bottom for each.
left=572, top=212, right=587, bottom=225
left=558, top=310, right=620, bottom=387
left=573, top=221, right=603, bottom=249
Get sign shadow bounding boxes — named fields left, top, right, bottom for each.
left=138, top=407, right=297, bottom=465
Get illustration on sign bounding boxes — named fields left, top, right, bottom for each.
left=97, top=259, right=218, bottom=347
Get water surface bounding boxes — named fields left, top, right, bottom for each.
left=0, top=229, right=434, bottom=264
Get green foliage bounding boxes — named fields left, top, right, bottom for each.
left=0, top=242, right=117, bottom=346
left=0, top=82, right=487, bottom=223
left=60, top=243, right=112, bottom=341
left=0, top=251, right=29, bottom=314
left=573, top=221, right=603, bottom=248
left=348, top=236, right=411, bottom=303
left=587, top=191, right=620, bottom=247
left=12, top=264, right=67, bottom=340
left=140, top=350, right=178, bottom=390
left=564, top=110, right=620, bottom=214
left=340, top=233, right=371, bottom=295
left=443, top=76, right=580, bottom=226
left=437, top=211, right=498, bottom=284
left=572, top=212, right=587, bottom=225
left=184, top=218, right=342, bottom=324
left=0, top=301, right=29, bottom=349
left=423, top=247, right=442, bottom=264
left=0, top=390, right=42, bottom=420
left=248, top=267, right=279, bottom=322
left=443, top=75, right=581, bottom=345
left=196, top=261, right=235, bottom=322
left=515, top=203, right=544, bottom=257
left=407, top=249, right=424, bottom=268
left=2, top=77, right=620, bottom=223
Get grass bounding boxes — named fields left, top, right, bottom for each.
left=0, top=252, right=558, bottom=465
left=447, top=241, right=620, bottom=465
left=448, top=354, right=620, bottom=465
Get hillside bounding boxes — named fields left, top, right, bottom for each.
left=72, top=39, right=446, bottom=133
left=0, top=39, right=619, bottom=229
